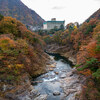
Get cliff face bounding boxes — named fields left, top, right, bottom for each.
left=0, top=16, right=48, bottom=99
left=0, top=0, right=45, bottom=26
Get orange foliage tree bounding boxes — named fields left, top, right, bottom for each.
left=86, top=41, right=100, bottom=61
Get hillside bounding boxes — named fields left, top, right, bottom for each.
left=0, top=0, right=45, bottom=27
left=0, top=15, right=48, bottom=99
left=86, top=8, right=100, bottom=22
left=44, top=9, right=100, bottom=100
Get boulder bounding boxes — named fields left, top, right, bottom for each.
left=54, top=71, right=59, bottom=75
left=49, top=68, right=54, bottom=71
left=34, top=94, right=47, bottom=100
left=53, top=91, right=60, bottom=96
left=50, top=65, right=56, bottom=68
left=60, top=74, right=66, bottom=78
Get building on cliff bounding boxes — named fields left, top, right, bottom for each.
left=43, top=18, right=65, bottom=30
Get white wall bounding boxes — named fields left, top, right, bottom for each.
left=43, top=21, right=65, bottom=30
left=43, top=24, right=47, bottom=30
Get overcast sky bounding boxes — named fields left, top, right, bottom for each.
left=21, top=0, right=100, bottom=25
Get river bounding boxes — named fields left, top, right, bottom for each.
left=32, top=54, right=82, bottom=100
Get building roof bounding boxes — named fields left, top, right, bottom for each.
left=43, top=21, right=65, bottom=24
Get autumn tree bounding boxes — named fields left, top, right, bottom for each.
left=0, top=13, right=4, bottom=21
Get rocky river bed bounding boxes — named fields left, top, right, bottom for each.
left=31, top=55, right=83, bottom=100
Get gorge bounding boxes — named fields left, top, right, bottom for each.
left=0, top=0, right=100, bottom=100
left=32, top=53, right=83, bottom=100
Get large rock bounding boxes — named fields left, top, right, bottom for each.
left=34, top=94, right=48, bottom=100
left=54, top=71, right=59, bottom=75
left=48, top=68, right=54, bottom=71
left=53, top=91, right=61, bottom=96
left=50, top=65, right=56, bottom=68
left=59, top=73, right=66, bottom=78
left=5, top=93, right=17, bottom=100
left=64, top=89, right=77, bottom=96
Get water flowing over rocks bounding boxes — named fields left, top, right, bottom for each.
left=32, top=55, right=83, bottom=100
left=3, top=54, right=84, bottom=100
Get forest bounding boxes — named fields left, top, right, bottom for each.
left=0, top=7, right=100, bottom=100
left=42, top=17, right=100, bottom=99
left=0, top=14, right=48, bottom=99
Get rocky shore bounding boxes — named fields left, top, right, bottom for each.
left=31, top=55, right=85, bottom=100
left=0, top=45, right=85, bottom=100
left=45, top=44, right=77, bottom=65
left=0, top=53, right=49, bottom=100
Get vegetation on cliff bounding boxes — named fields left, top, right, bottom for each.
left=0, top=15, right=47, bottom=98
left=43, top=15, right=100, bottom=99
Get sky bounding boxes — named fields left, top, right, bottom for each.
left=21, top=0, right=100, bottom=25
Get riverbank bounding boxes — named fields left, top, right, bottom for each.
left=32, top=54, right=85, bottom=100
left=0, top=51, right=85, bottom=100
left=0, top=17, right=50, bottom=100
left=45, top=44, right=77, bottom=65
left=0, top=52, right=49, bottom=100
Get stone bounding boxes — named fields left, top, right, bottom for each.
left=50, top=64, right=56, bottom=68
left=32, top=81, right=43, bottom=84
left=23, top=96, right=31, bottom=100
left=7, top=86, right=16, bottom=91
left=5, top=93, right=16, bottom=100
left=53, top=91, right=60, bottom=96
left=54, top=71, right=59, bottom=75
left=49, top=68, right=54, bottom=71
left=66, top=72, right=73, bottom=77
left=46, top=62, right=51, bottom=65
left=34, top=94, right=47, bottom=100
left=16, top=88, right=25, bottom=95
left=2, top=84, right=7, bottom=92
left=60, top=74, right=66, bottom=78
left=30, top=89, right=40, bottom=97
left=64, top=89, right=77, bottom=96
left=53, top=63, right=56, bottom=66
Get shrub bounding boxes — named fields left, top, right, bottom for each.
left=93, top=69, right=100, bottom=78
left=86, top=41, right=100, bottom=60
left=74, top=64, right=82, bottom=68
left=84, top=25, right=95, bottom=35
left=95, top=45, right=100, bottom=52
left=78, top=58, right=99, bottom=71
left=6, top=75, right=14, bottom=81
left=0, top=14, right=4, bottom=21
left=43, top=36, right=52, bottom=44
left=0, top=17, right=18, bottom=35
left=33, top=37, right=39, bottom=43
